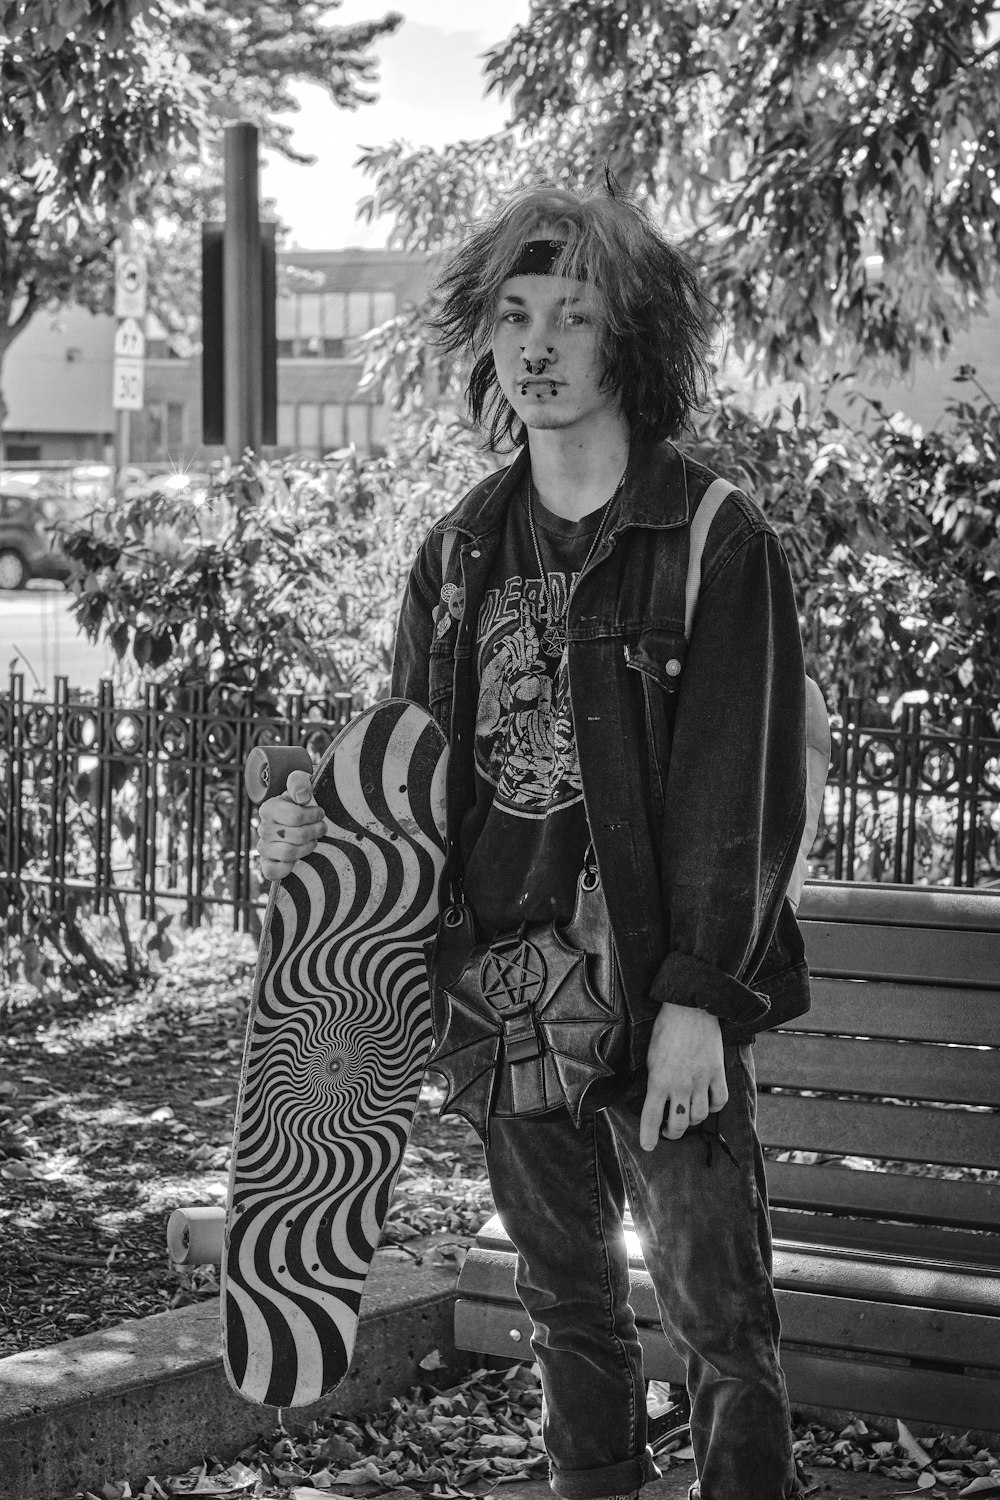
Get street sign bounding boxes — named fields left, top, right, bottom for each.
left=112, top=358, right=145, bottom=410
left=114, top=249, right=148, bottom=319
left=114, top=316, right=146, bottom=359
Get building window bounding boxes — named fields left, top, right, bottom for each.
left=322, top=403, right=345, bottom=450
left=274, top=289, right=397, bottom=359
left=274, top=400, right=385, bottom=456
left=347, top=403, right=370, bottom=451
left=277, top=403, right=296, bottom=448
left=371, top=404, right=391, bottom=454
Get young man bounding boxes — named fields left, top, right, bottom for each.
left=257, top=184, right=809, bottom=1500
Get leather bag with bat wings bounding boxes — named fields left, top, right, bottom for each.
left=424, top=851, right=626, bottom=1143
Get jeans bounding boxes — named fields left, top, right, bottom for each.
left=483, top=1044, right=800, bottom=1500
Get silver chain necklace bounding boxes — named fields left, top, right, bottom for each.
left=526, top=468, right=626, bottom=659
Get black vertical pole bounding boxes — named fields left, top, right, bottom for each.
left=224, top=123, right=262, bottom=458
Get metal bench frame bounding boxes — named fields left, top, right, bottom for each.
left=454, top=881, right=1000, bottom=1437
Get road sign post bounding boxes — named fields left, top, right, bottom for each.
left=112, top=241, right=148, bottom=494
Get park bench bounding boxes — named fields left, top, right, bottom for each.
left=453, top=880, right=1000, bottom=1437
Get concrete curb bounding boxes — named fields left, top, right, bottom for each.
left=0, top=1252, right=471, bottom=1500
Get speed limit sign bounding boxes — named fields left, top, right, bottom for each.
left=112, top=357, right=145, bottom=411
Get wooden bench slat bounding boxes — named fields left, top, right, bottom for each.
left=454, top=1305, right=1000, bottom=1433
left=464, top=1217, right=1000, bottom=1318
left=765, top=1159, right=1000, bottom=1232
left=457, top=1279, right=1000, bottom=1368
left=801, top=919, right=1000, bottom=986
left=794, top=978, right=1000, bottom=1045
left=756, top=1031, right=1000, bottom=1105
left=758, top=1093, right=1000, bottom=1171
left=799, top=881, right=1000, bottom=932
left=769, top=1209, right=1000, bottom=1269
left=778, top=1287, right=1000, bottom=1368
left=778, top=1348, right=1000, bottom=1437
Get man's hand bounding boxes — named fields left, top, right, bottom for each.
left=256, top=769, right=326, bottom=881
left=640, top=1002, right=728, bottom=1152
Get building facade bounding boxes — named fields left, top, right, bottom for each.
left=1, top=248, right=434, bottom=467
left=3, top=241, right=998, bottom=467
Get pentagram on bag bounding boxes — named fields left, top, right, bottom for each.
left=480, top=937, right=547, bottom=1011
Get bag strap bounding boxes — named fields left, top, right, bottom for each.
left=684, top=476, right=736, bottom=639
left=440, top=527, right=457, bottom=584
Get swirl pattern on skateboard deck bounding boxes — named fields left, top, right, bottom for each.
left=223, top=700, right=448, bottom=1407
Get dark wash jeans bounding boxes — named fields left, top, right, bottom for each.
left=484, top=1045, right=800, bottom=1500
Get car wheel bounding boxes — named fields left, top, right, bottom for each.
left=0, top=548, right=28, bottom=590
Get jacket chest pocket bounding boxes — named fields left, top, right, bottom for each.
left=625, top=629, right=687, bottom=825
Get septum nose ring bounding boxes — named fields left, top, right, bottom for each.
left=521, top=352, right=551, bottom=375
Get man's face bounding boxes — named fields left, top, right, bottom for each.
left=491, top=272, right=618, bottom=434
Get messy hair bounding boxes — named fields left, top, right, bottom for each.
left=428, top=178, right=718, bottom=451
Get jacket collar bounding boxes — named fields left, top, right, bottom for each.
left=441, top=438, right=691, bottom=543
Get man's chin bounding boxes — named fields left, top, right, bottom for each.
left=516, top=407, right=576, bottom=430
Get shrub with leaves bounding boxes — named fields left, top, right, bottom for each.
left=58, top=418, right=492, bottom=706
left=689, top=379, right=1000, bottom=722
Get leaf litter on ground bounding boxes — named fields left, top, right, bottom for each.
left=57, top=1363, right=1000, bottom=1500
left=0, top=927, right=491, bottom=1356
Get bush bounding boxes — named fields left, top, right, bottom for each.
left=691, top=377, right=1000, bottom=722
left=57, top=416, right=493, bottom=706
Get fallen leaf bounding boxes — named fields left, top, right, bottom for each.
left=898, top=1421, right=934, bottom=1469
left=958, top=1479, right=1000, bottom=1497
left=672, top=1446, right=695, bottom=1461
left=419, top=1349, right=445, bottom=1371
left=191, top=1095, right=232, bottom=1109
left=473, top=1435, right=527, bottom=1456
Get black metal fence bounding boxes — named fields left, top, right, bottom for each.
left=827, top=696, right=1000, bottom=887
left=2, top=677, right=999, bottom=941
left=0, top=674, right=359, bottom=937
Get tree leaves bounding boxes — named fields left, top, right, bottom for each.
left=359, top=0, right=1000, bottom=382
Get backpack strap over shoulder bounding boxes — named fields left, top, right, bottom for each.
left=684, top=476, right=736, bottom=638
left=440, top=527, right=457, bottom=582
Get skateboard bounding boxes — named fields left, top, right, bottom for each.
left=222, top=699, right=448, bottom=1408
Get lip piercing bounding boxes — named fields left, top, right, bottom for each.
left=520, top=381, right=560, bottom=396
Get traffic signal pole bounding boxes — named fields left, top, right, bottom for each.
left=223, top=123, right=263, bottom=459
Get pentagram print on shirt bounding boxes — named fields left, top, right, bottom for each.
left=475, top=573, right=581, bottom=818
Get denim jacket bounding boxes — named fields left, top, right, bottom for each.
left=391, top=438, right=811, bottom=1069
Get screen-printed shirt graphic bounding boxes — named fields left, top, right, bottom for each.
left=460, top=490, right=608, bottom=939
left=476, top=575, right=579, bottom=815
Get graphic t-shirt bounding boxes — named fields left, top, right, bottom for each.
left=460, top=487, right=609, bottom=939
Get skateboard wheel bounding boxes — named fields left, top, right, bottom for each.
left=166, top=1205, right=226, bottom=1265
left=245, top=744, right=313, bottom=804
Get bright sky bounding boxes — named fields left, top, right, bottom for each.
left=261, top=0, right=530, bottom=249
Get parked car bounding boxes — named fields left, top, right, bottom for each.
left=0, top=480, right=76, bottom=590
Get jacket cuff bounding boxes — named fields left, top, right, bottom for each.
left=650, top=950, right=771, bottom=1026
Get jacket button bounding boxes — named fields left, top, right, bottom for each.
left=665, top=658, right=682, bottom=677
